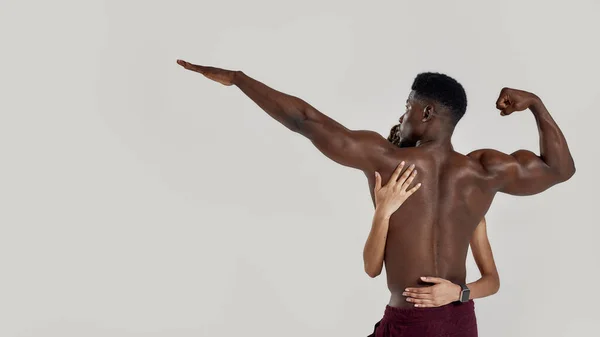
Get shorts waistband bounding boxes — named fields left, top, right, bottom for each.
left=382, top=300, right=475, bottom=325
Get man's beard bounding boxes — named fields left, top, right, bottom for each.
left=398, top=138, right=417, bottom=148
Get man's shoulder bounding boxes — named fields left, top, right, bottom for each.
left=465, top=148, right=513, bottom=172
left=350, top=129, right=393, bottom=148
left=445, top=150, right=483, bottom=169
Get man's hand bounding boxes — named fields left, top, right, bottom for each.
left=496, top=87, right=540, bottom=116
left=177, top=59, right=237, bottom=86
left=373, top=162, right=421, bottom=218
left=403, top=276, right=462, bottom=308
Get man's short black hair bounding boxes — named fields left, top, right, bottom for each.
left=411, top=72, right=467, bottom=126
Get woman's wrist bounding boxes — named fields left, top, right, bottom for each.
left=453, top=283, right=462, bottom=301
left=374, top=207, right=393, bottom=221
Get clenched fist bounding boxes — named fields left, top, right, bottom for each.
left=496, top=87, right=540, bottom=116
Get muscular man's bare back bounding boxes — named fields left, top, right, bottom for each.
left=370, top=147, right=494, bottom=307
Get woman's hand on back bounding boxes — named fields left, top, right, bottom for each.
left=374, top=162, right=421, bottom=218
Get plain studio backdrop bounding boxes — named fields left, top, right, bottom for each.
left=1, top=0, right=598, bottom=336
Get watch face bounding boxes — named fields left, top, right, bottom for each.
left=461, top=289, right=470, bottom=302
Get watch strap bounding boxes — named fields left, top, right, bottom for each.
left=458, top=283, right=470, bottom=303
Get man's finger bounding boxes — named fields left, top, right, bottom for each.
left=496, top=92, right=510, bottom=109
left=501, top=107, right=516, bottom=116
left=177, top=59, right=194, bottom=69
left=374, top=172, right=382, bottom=191
left=388, top=161, right=406, bottom=185
left=421, top=276, right=446, bottom=284
left=177, top=59, right=207, bottom=73
left=404, top=287, right=432, bottom=294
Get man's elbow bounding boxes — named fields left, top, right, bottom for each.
left=556, top=162, right=576, bottom=183
left=564, top=162, right=576, bottom=181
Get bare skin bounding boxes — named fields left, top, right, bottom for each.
left=364, top=162, right=421, bottom=278
left=366, top=169, right=499, bottom=306
left=403, top=217, right=500, bottom=307
left=177, top=60, right=575, bottom=308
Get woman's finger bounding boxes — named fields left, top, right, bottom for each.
left=401, top=169, right=418, bottom=190
left=388, top=161, right=406, bottom=185
left=374, top=172, right=382, bottom=191
left=402, top=292, right=432, bottom=299
left=406, top=183, right=422, bottom=196
left=406, top=297, right=433, bottom=305
left=414, top=302, right=436, bottom=308
left=404, top=287, right=432, bottom=294
left=421, top=276, right=447, bottom=284
left=396, top=164, right=415, bottom=186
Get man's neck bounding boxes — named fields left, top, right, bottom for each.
left=415, top=136, right=454, bottom=152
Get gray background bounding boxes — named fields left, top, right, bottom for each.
left=1, top=0, right=598, bottom=336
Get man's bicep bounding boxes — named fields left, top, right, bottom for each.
left=470, top=149, right=558, bottom=196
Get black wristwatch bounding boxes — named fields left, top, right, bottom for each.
left=457, top=283, right=470, bottom=303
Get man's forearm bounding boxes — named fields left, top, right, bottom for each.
left=363, top=210, right=391, bottom=278
left=530, top=98, right=576, bottom=180
left=233, top=71, right=322, bottom=133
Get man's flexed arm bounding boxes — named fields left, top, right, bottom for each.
left=177, top=60, right=390, bottom=171
left=469, top=88, right=576, bottom=195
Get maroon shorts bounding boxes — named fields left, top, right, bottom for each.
left=368, top=300, right=477, bottom=337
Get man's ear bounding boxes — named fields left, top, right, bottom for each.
left=422, top=105, right=434, bottom=122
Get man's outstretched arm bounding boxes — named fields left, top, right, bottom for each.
left=177, top=60, right=391, bottom=172
left=469, top=88, right=576, bottom=195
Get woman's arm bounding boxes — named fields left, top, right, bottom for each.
left=466, top=217, right=500, bottom=299
left=363, top=210, right=392, bottom=278
left=363, top=162, right=421, bottom=278
left=403, top=217, right=500, bottom=307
